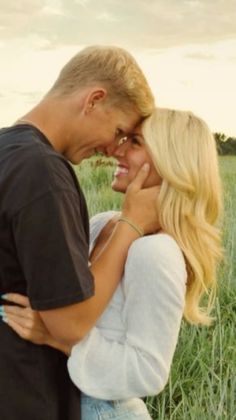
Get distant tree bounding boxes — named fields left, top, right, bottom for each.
left=224, top=137, right=236, bottom=155
left=214, top=132, right=227, bottom=142
left=214, top=132, right=236, bottom=155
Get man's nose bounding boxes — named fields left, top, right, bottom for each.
left=97, top=137, right=130, bottom=157
left=104, top=143, right=119, bottom=157
left=106, top=138, right=131, bottom=157
left=95, top=144, right=117, bottom=157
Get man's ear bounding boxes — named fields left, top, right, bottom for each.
left=85, top=88, right=107, bottom=113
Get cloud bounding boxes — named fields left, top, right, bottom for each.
left=0, top=0, right=44, bottom=14
left=74, top=0, right=90, bottom=7
left=185, top=53, right=216, bottom=60
left=0, top=0, right=46, bottom=40
left=96, top=12, right=119, bottom=22
left=41, top=5, right=65, bottom=16
left=0, top=0, right=236, bottom=50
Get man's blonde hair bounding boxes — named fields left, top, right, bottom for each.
left=48, top=45, right=155, bottom=117
left=142, top=108, right=223, bottom=325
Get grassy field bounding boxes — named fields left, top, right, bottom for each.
left=74, top=156, right=236, bottom=420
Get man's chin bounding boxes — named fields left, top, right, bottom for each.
left=85, top=149, right=96, bottom=159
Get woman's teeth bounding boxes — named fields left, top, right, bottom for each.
left=114, top=166, right=129, bottom=176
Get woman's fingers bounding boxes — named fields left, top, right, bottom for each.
left=1, top=293, right=30, bottom=307
left=1, top=305, right=45, bottom=330
left=4, top=317, right=31, bottom=341
left=126, top=163, right=150, bottom=193
left=3, top=312, right=49, bottom=345
left=3, top=312, right=34, bottom=330
left=2, top=304, right=31, bottom=319
left=0, top=294, right=33, bottom=321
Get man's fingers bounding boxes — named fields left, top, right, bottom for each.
left=2, top=293, right=30, bottom=307
left=127, top=163, right=150, bottom=193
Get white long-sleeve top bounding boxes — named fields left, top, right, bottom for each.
left=67, top=211, right=187, bottom=400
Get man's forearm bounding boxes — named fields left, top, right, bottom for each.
left=40, top=221, right=140, bottom=347
left=81, top=221, right=140, bottom=331
left=45, top=335, right=72, bottom=356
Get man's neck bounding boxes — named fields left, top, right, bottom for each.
left=17, top=98, right=70, bottom=154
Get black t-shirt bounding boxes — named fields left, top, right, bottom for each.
left=0, top=124, right=94, bottom=420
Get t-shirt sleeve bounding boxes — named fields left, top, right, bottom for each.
left=12, top=189, right=94, bottom=310
left=67, top=234, right=187, bottom=399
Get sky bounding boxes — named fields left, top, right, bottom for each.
left=0, top=0, right=236, bottom=136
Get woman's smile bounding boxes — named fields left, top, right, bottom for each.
left=113, top=164, right=129, bottom=177
left=111, top=129, right=162, bottom=192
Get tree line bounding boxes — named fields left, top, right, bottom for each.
left=214, top=133, right=236, bottom=155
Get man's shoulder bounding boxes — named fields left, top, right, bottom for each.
left=0, top=124, right=59, bottom=158
left=0, top=124, right=76, bottom=185
left=0, top=125, right=82, bottom=216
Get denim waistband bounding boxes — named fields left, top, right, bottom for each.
left=81, top=393, right=150, bottom=413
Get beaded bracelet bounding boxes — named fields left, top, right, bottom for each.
left=118, top=217, right=144, bottom=237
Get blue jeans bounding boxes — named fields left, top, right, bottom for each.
left=81, top=393, right=152, bottom=419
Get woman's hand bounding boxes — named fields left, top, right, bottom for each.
left=0, top=293, right=52, bottom=346
left=1, top=293, right=72, bottom=355
left=122, top=164, right=161, bottom=235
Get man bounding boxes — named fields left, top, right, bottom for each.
left=0, top=45, right=157, bottom=420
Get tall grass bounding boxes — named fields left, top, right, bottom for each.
left=74, top=156, right=236, bottom=420
left=74, top=157, right=122, bottom=215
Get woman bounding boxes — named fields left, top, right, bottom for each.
left=0, top=108, right=222, bottom=419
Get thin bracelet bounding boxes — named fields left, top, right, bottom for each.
left=118, top=217, right=144, bottom=237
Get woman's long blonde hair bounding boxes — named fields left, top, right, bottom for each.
left=142, top=108, right=223, bottom=325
